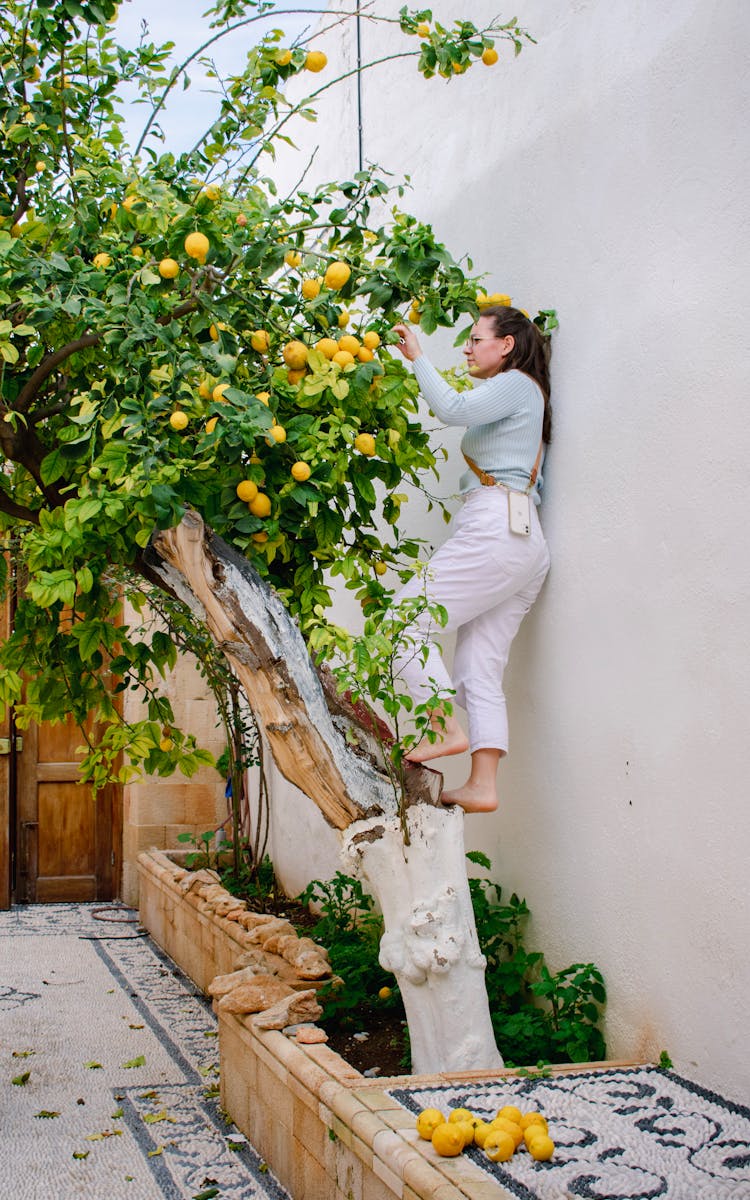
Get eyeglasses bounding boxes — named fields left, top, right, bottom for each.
left=465, top=335, right=498, bottom=348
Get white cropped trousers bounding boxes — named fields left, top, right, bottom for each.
left=394, top=487, right=550, bottom=754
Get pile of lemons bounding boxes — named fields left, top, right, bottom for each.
left=416, top=1103, right=555, bottom=1164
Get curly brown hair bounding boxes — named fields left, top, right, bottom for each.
left=481, top=306, right=552, bottom=443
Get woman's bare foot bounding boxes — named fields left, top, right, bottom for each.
left=404, top=716, right=469, bottom=763
left=440, top=748, right=503, bottom=812
left=441, top=781, right=499, bottom=813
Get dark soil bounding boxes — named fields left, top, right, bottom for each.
left=324, top=1007, right=411, bottom=1078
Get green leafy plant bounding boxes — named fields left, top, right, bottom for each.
left=467, top=850, right=606, bottom=1065
left=297, top=872, right=403, bottom=1030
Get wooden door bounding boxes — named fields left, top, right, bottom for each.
left=15, top=712, right=120, bottom=903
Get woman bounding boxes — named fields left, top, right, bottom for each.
left=392, top=305, right=551, bottom=813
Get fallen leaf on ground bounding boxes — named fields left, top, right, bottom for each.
left=12, top=1072, right=30, bottom=1086
left=122, top=1055, right=146, bottom=1069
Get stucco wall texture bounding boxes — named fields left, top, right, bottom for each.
left=265, top=1, right=750, bottom=1105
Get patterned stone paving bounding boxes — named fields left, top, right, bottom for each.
left=0, top=903, right=290, bottom=1200
left=391, top=1070, right=750, bottom=1199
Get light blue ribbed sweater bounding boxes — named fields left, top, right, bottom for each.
left=412, top=356, right=546, bottom=499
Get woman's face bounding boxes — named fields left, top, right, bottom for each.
left=463, top=316, right=514, bottom=378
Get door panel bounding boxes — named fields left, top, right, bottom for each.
left=16, top=712, right=117, bottom=903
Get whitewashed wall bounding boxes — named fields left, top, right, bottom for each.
left=264, top=0, right=750, bottom=1104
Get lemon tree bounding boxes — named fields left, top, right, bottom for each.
left=0, top=0, right=535, bottom=786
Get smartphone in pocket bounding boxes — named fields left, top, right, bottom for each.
left=508, top=490, right=531, bottom=536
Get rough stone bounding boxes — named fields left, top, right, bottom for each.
left=245, top=917, right=296, bottom=945
left=250, top=988, right=323, bottom=1030
left=208, top=966, right=269, bottom=997
left=295, top=1025, right=328, bottom=1044
left=178, top=868, right=221, bottom=893
left=215, top=976, right=295, bottom=1014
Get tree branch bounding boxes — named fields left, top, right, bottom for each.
left=0, top=488, right=40, bottom=526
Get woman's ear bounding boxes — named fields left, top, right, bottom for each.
left=499, top=334, right=515, bottom=358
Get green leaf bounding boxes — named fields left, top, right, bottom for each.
left=12, top=1071, right=30, bottom=1086
left=121, top=1055, right=146, bottom=1069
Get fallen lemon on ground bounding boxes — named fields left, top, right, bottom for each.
left=448, top=1108, right=475, bottom=1125
left=416, top=1108, right=444, bottom=1140
left=431, top=1122, right=464, bottom=1157
left=484, top=1128, right=515, bottom=1162
left=528, top=1133, right=555, bottom=1161
left=497, top=1104, right=523, bottom=1126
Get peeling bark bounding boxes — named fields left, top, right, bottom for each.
left=148, top=513, right=502, bottom=1072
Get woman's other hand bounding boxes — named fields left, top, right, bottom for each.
left=393, top=323, right=422, bottom=362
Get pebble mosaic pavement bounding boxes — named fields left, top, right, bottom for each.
left=391, top=1071, right=750, bottom=1199
left=0, top=903, right=290, bottom=1200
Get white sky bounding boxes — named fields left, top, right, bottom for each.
left=113, top=0, right=328, bottom=154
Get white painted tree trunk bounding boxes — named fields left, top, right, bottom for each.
left=343, top=805, right=504, bottom=1074
left=148, top=513, right=503, bottom=1073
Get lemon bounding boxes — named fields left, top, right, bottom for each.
left=287, top=368, right=306, bottom=385
left=357, top=346, right=374, bottom=363
left=252, top=530, right=268, bottom=544
left=337, top=310, right=350, bottom=328
left=284, top=249, right=302, bottom=268
left=158, top=257, right=179, bottom=279
left=523, top=1123, right=548, bottom=1150
left=159, top=737, right=174, bottom=752
left=430, top=1122, right=464, bottom=1157
left=483, top=1128, right=515, bottom=1163
left=377, top=984, right=391, bottom=999
left=415, top=1108, right=444, bottom=1140
left=301, top=277, right=321, bottom=299
left=93, top=252, right=111, bottom=269
left=332, top=350, right=354, bottom=367
left=203, top=183, right=220, bottom=201
left=209, top=323, right=220, bottom=342
left=291, top=461, right=311, bottom=482
left=482, top=46, right=499, bottom=66
left=408, top=306, right=421, bottom=324
left=315, top=337, right=338, bottom=359
left=131, top=245, right=144, bottom=258
left=169, top=411, right=188, bottom=431
left=266, top=424, right=286, bottom=444
left=338, top=334, right=360, bottom=355
left=448, top=1108, right=475, bottom=1125
left=520, top=1111, right=548, bottom=1132
left=324, top=260, right=351, bottom=290
left=362, top=331, right=381, bottom=350
left=236, top=213, right=248, bottom=227
left=213, top=383, right=230, bottom=403
left=275, top=48, right=292, bottom=66
left=417, top=21, right=430, bottom=36
left=236, top=480, right=259, bottom=502
left=184, top=231, right=210, bottom=262
left=123, top=194, right=138, bottom=212
left=250, top=329, right=270, bottom=352
left=304, top=50, right=327, bottom=72
left=249, top=493, right=271, bottom=518
left=485, top=292, right=512, bottom=307
left=282, top=340, right=308, bottom=370
left=496, top=1105, right=523, bottom=1126
left=255, top=392, right=270, bottom=405
left=205, top=416, right=219, bottom=434
left=528, top=1133, right=555, bottom=1161
left=374, top=561, right=387, bottom=577
left=492, top=1117, right=523, bottom=1148
left=198, top=380, right=212, bottom=400
left=476, top=292, right=490, bottom=307
left=472, top=1121, right=493, bottom=1149
left=354, top=432, right=376, bottom=456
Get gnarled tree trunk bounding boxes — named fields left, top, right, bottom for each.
left=148, top=512, right=503, bottom=1073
